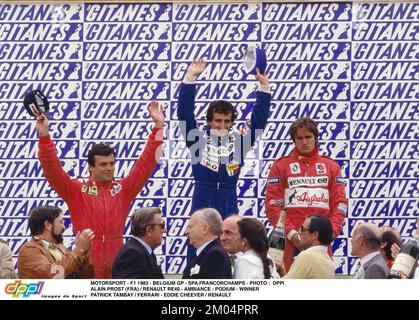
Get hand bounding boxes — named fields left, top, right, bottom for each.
left=275, top=260, right=286, bottom=278
left=239, top=126, right=248, bottom=136
left=187, top=58, right=206, bottom=77
left=75, top=229, right=95, bottom=253
left=35, top=114, right=49, bottom=137
left=148, top=100, right=165, bottom=129
left=255, top=67, right=269, bottom=86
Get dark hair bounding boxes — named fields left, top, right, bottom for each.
left=307, top=215, right=333, bottom=245
left=206, top=100, right=237, bottom=123
left=130, top=207, right=162, bottom=237
left=289, top=117, right=319, bottom=146
left=87, top=143, right=115, bottom=167
left=237, top=218, right=272, bottom=279
left=381, top=227, right=402, bottom=261
left=28, top=206, right=62, bottom=236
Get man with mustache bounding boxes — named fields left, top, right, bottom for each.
left=18, top=206, right=94, bottom=279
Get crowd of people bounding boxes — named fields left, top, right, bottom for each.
left=0, top=60, right=417, bottom=280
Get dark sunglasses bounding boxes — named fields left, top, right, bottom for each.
left=299, top=225, right=311, bottom=233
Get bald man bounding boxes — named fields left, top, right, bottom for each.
left=351, top=223, right=389, bottom=279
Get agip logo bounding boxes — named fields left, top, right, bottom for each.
left=4, top=280, right=44, bottom=298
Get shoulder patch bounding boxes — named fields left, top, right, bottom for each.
left=270, top=199, right=284, bottom=207
left=268, top=177, right=280, bottom=185
left=336, top=177, right=345, bottom=185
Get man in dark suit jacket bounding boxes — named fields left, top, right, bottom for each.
left=183, top=208, right=232, bottom=279
left=112, top=207, right=165, bottom=279
left=351, top=222, right=389, bottom=279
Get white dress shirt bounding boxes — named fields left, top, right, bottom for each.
left=233, top=249, right=279, bottom=279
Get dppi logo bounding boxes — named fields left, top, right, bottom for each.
left=4, top=280, right=44, bottom=298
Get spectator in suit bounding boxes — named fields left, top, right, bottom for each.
left=233, top=218, right=278, bottom=279
left=351, top=222, right=389, bottom=279
left=18, top=206, right=94, bottom=279
left=112, top=207, right=165, bottom=279
left=0, top=239, right=16, bottom=279
left=183, top=208, right=232, bottom=279
left=380, top=226, right=402, bottom=269
left=277, top=214, right=335, bottom=279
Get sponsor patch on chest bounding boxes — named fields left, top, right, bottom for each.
left=88, top=185, right=98, bottom=196
left=316, top=163, right=326, bottom=174
left=285, top=188, right=330, bottom=209
left=111, top=182, right=122, bottom=196
left=288, top=176, right=329, bottom=188
left=289, top=162, right=301, bottom=174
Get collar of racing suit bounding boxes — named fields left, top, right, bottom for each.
left=87, top=178, right=114, bottom=188
left=291, top=147, right=319, bottom=163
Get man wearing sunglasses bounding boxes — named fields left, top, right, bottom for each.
left=112, top=207, right=165, bottom=279
left=276, top=215, right=335, bottom=279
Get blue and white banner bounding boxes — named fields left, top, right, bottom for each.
left=0, top=2, right=418, bottom=276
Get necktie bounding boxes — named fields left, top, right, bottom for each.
left=230, top=254, right=237, bottom=266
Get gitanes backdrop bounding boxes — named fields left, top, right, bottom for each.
left=0, top=2, right=417, bottom=276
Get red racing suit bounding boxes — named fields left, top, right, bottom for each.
left=38, top=128, right=163, bottom=278
left=265, top=148, right=347, bottom=272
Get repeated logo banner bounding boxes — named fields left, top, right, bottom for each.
left=0, top=2, right=417, bottom=276
left=347, top=2, right=419, bottom=276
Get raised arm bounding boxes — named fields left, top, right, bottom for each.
left=177, top=59, right=206, bottom=147
left=241, top=68, right=271, bottom=156
left=123, top=101, right=164, bottom=200
left=36, top=114, right=75, bottom=203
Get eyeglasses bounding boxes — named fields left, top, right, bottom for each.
left=299, top=226, right=311, bottom=233
left=149, top=223, right=166, bottom=229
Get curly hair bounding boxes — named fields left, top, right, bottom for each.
left=206, top=100, right=237, bottom=123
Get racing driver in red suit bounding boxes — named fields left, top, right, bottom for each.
left=35, top=101, right=164, bottom=278
left=266, top=117, right=347, bottom=272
